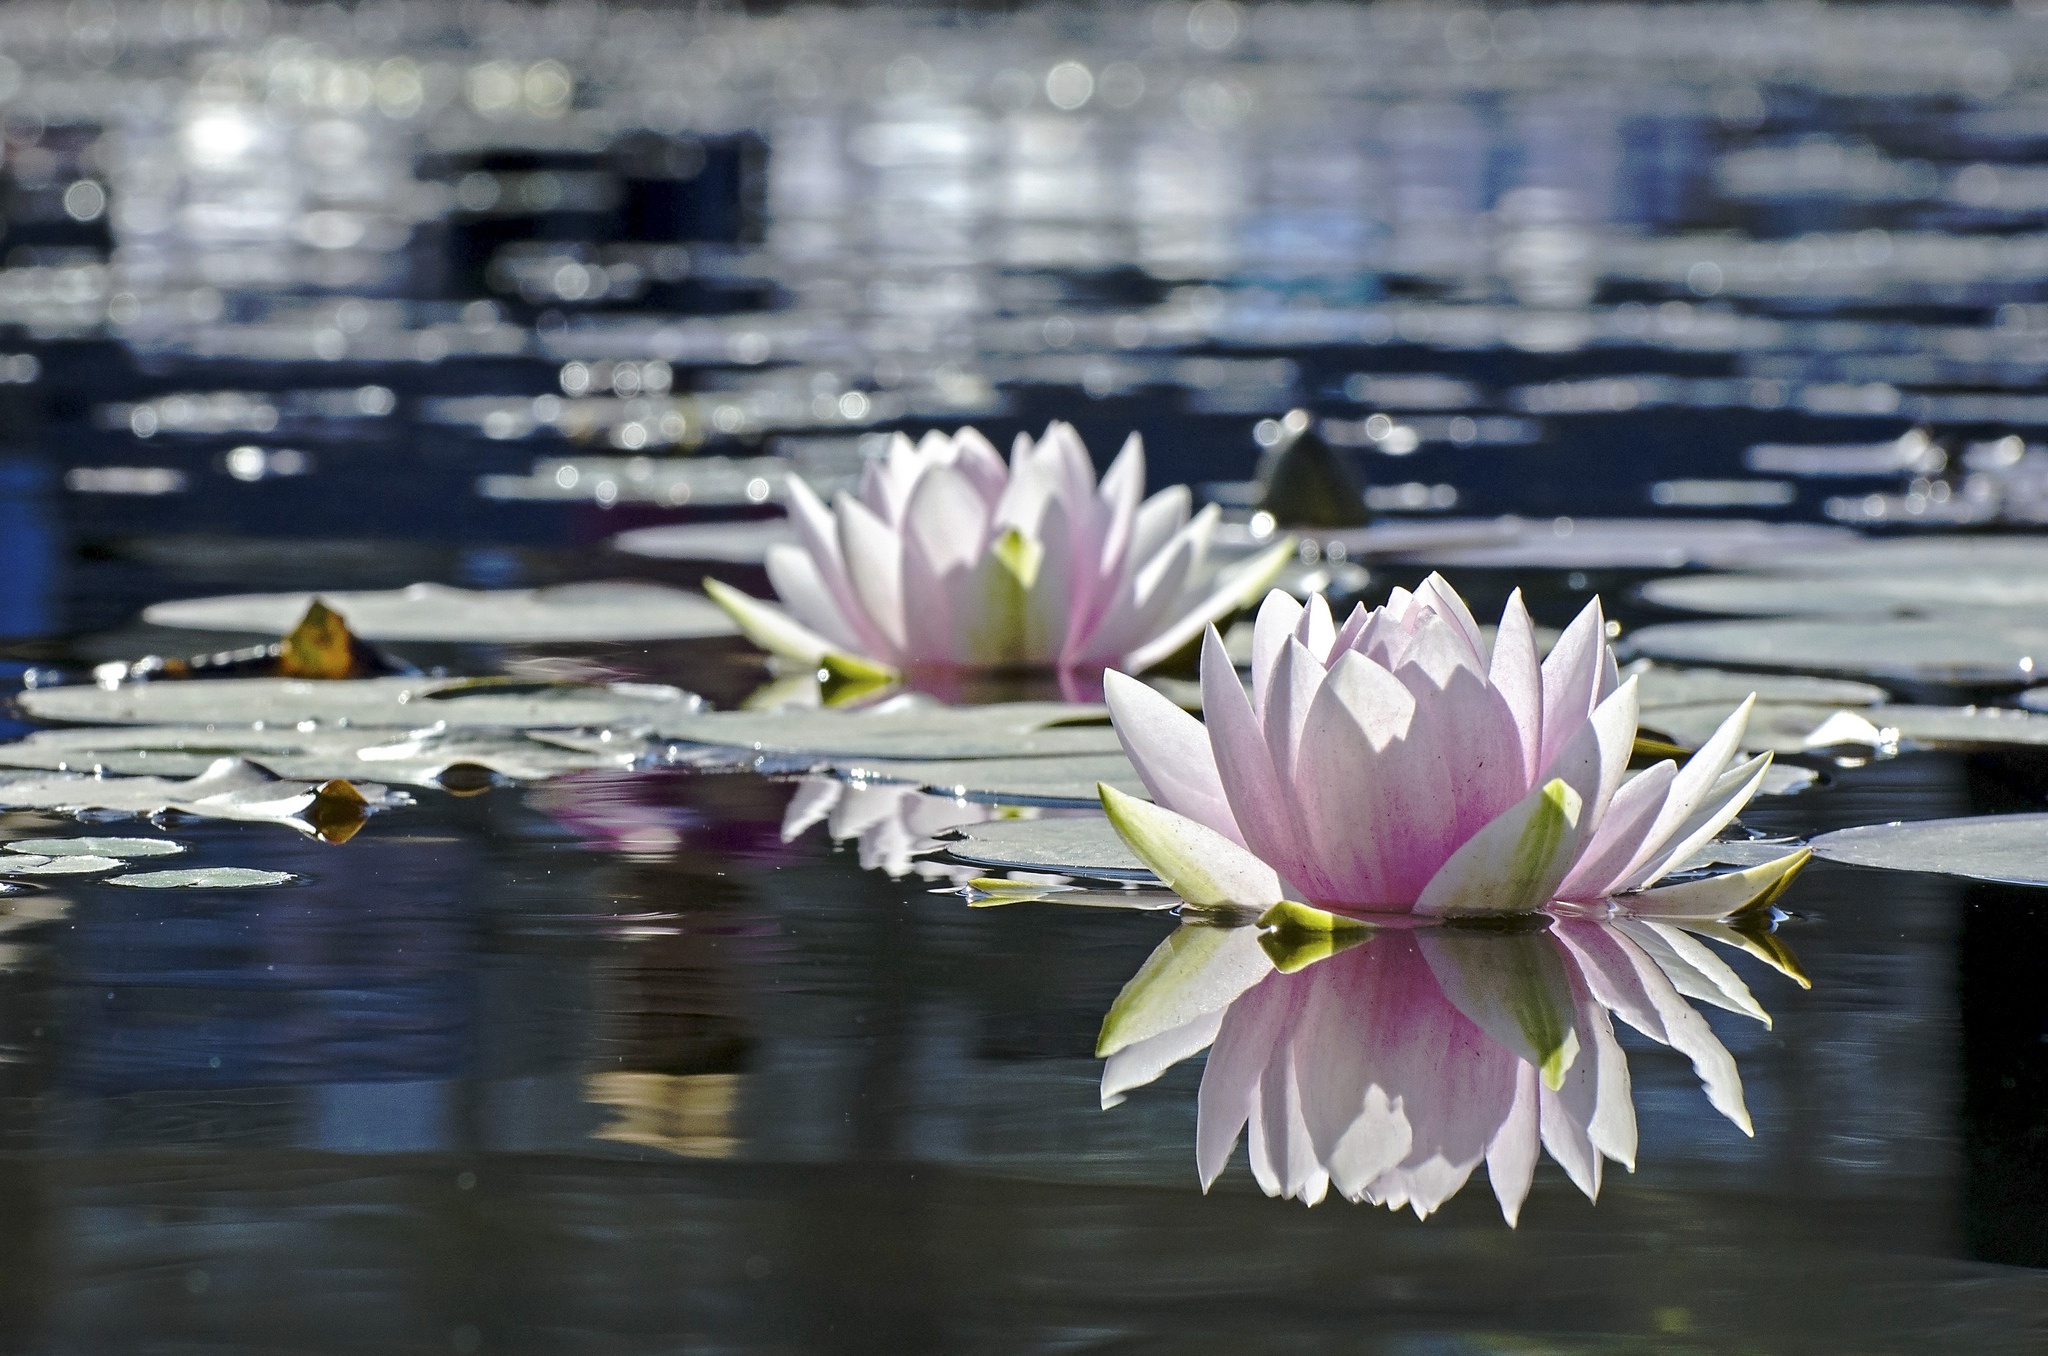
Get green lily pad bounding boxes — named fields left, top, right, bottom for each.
left=942, top=816, right=1152, bottom=879
left=141, top=581, right=737, bottom=642
left=1810, top=815, right=2048, bottom=886
left=0, top=758, right=403, bottom=842
left=18, top=675, right=700, bottom=730
left=1629, top=662, right=1886, bottom=711
left=1641, top=571, right=2048, bottom=618
left=1622, top=617, right=2048, bottom=687
left=1642, top=700, right=2048, bottom=754
left=0, top=724, right=644, bottom=788
left=1383, top=517, right=1858, bottom=570
left=0, top=854, right=121, bottom=876
left=648, top=701, right=1123, bottom=761
left=611, top=518, right=796, bottom=564
left=109, top=867, right=298, bottom=889
left=5, top=837, right=184, bottom=857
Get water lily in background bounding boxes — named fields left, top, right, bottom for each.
left=1098, top=576, right=1808, bottom=921
left=1095, top=893, right=1802, bottom=1221
left=706, top=424, right=1295, bottom=686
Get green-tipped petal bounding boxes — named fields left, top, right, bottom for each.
left=1097, top=783, right=1285, bottom=910
left=1415, top=778, right=1584, bottom=918
left=1420, top=926, right=1583, bottom=1090
left=1256, top=899, right=1373, bottom=973
left=1623, top=849, right=1811, bottom=922
left=1096, top=922, right=1274, bottom=1057
left=703, top=577, right=839, bottom=666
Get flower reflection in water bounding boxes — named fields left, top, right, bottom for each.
left=1098, top=899, right=1805, bottom=1223
left=780, top=773, right=996, bottom=880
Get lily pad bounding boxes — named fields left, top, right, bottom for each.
left=1621, top=617, right=2048, bottom=687
left=829, top=753, right=1145, bottom=805
left=19, top=676, right=700, bottom=730
left=1776, top=537, right=2048, bottom=576
left=5, top=836, right=183, bottom=857
left=1640, top=570, right=2048, bottom=618
left=648, top=700, right=1124, bottom=761
left=0, top=725, right=644, bottom=788
left=1383, top=517, right=1858, bottom=570
left=1642, top=700, right=2048, bottom=754
left=141, top=581, right=738, bottom=643
left=611, top=518, right=796, bottom=564
left=0, top=854, right=121, bottom=876
left=0, top=758, right=403, bottom=842
left=1810, top=815, right=2048, bottom=886
left=941, top=816, right=1152, bottom=879
left=109, top=867, right=298, bottom=889
left=1629, top=662, right=1886, bottom=711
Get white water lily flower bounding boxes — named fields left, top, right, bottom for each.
left=707, top=424, right=1294, bottom=679
left=1099, top=577, right=1807, bottom=919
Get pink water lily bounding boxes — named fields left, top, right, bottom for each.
left=1096, top=898, right=1796, bottom=1221
left=706, top=424, right=1293, bottom=681
left=1099, top=576, right=1801, bottom=918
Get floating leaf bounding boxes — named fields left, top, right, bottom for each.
left=110, top=867, right=298, bottom=889
left=646, top=700, right=1123, bottom=760
left=612, top=517, right=796, bottom=564
left=1642, top=700, right=2048, bottom=754
left=1810, top=814, right=2048, bottom=887
left=1628, top=662, right=1885, bottom=711
left=1380, top=517, right=1857, bottom=570
left=1641, top=569, right=2048, bottom=619
left=944, top=816, right=1151, bottom=878
left=141, top=581, right=738, bottom=643
left=19, top=675, right=699, bottom=730
left=5, top=837, right=183, bottom=857
left=1622, top=617, right=2048, bottom=687
left=0, top=758, right=402, bottom=842
left=0, top=854, right=120, bottom=876
left=0, top=724, right=644, bottom=788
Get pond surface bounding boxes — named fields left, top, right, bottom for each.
left=0, top=1, right=2045, bottom=1351
left=0, top=579, right=2039, bottom=1353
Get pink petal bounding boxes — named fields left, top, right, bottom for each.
left=1539, top=597, right=1607, bottom=774
left=1555, top=759, right=1677, bottom=901
left=1414, top=572, right=1489, bottom=667
left=1201, top=626, right=1313, bottom=892
left=764, top=544, right=867, bottom=654
left=1292, top=650, right=1436, bottom=906
left=835, top=495, right=908, bottom=653
left=1251, top=590, right=1306, bottom=710
left=1488, top=590, right=1544, bottom=784
left=785, top=476, right=896, bottom=659
left=1486, top=1063, right=1542, bottom=1226
left=1557, top=920, right=1751, bottom=1134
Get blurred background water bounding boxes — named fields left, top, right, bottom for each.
left=0, top=1, right=2040, bottom=1351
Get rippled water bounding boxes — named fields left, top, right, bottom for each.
left=0, top=0, right=2043, bottom=1350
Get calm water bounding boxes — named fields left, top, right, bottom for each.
left=0, top=0, right=2045, bottom=1349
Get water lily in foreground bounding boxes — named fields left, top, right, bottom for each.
left=1096, top=890, right=1804, bottom=1221
left=1098, top=577, right=1807, bottom=920
left=706, top=424, right=1295, bottom=684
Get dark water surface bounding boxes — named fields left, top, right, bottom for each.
left=0, top=591, right=2037, bottom=1353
